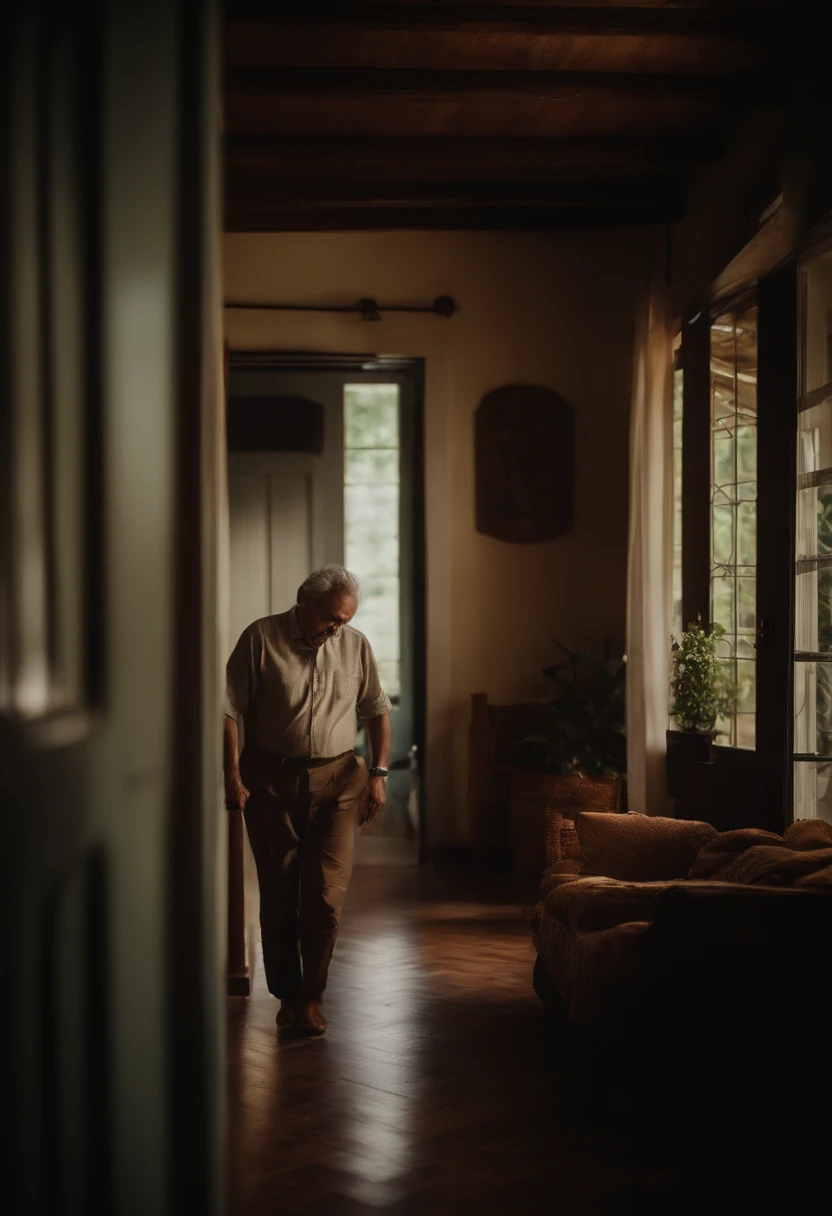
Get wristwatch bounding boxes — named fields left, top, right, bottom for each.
left=369, top=766, right=388, bottom=778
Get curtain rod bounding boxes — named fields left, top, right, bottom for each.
left=224, top=295, right=457, bottom=322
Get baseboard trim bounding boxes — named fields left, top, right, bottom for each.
left=227, top=971, right=251, bottom=997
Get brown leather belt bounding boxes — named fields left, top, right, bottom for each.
left=245, top=746, right=353, bottom=770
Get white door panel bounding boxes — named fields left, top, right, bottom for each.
left=269, top=473, right=314, bottom=612
left=228, top=453, right=331, bottom=631
left=228, top=475, right=270, bottom=643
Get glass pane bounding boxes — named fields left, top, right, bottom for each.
left=344, top=485, right=399, bottom=577
left=794, top=250, right=832, bottom=822
left=712, top=503, right=735, bottom=567
left=343, top=385, right=401, bottom=704
left=712, top=383, right=735, bottom=424
left=710, top=304, right=757, bottom=748
left=736, top=659, right=756, bottom=713
left=351, top=575, right=400, bottom=655
left=343, top=384, right=399, bottom=448
left=794, top=660, right=832, bottom=755
left=796, top=391, right=832, bottom=658
left=820, top=486, right=832, bottom=555
left=797, top=280, right=832, bottom=660
left=795, top=566, right=832, bottom=654
left=737, top=426, right=757, bottom=492
left=345, top=448, right=399, bottom=486
left=738, top=501, right=756, bottom=566
left=736, top=714, right=756, bottom=749
left=798, top=399, right=832, bottom=479
left=713, top=431, right=735, bottom=491
left=737, top=577, right=756, bottom=634
left=377, top=660, right=400, bottom=697
left=711, top=574, right=735, bottom=638
left=794, top=761, right=832, bottom=825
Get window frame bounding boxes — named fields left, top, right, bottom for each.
left=792, top=234, right=832, bottom=822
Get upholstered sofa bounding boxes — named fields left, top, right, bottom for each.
left=531, top=811, right=832, bottom=1037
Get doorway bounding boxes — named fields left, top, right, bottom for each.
left=226, top=354, right=426, bottom=865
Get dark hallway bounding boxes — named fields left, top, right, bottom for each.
left=227, top=869, right=718, bottom=1216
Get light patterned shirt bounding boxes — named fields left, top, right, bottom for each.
left=223, top=607, right=392, bottom=759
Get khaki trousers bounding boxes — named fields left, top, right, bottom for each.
left=241, top=748, right=367, bottom=1002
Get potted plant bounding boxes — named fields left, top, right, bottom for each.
left=507, top=644, right=627, bottom=870
left=666, top=617, right=735, bottom=798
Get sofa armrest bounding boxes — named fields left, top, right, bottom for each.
left=547, top=877, right=677, bottom=933
left=641, top=882, right=832, bottom=1040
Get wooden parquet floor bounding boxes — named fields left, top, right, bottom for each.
left=226, top=866, right=705, bottom=1216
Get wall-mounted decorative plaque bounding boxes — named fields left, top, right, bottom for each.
left=475, top=384, right=574, bottom=544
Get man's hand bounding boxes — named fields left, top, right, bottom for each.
left=225, top=772, right=250, bottom=812
left=360, top=775, right=387, bottom=825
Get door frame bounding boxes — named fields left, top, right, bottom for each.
left=226, top=351, right=429, bottom=858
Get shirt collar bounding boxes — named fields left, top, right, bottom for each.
left=289, top=606, right=315, bottom=651
left=289, top=606, right=304, bottom=641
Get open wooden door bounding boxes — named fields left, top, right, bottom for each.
left=1, top=3, right=224, bottom=1213
left=680, top=268, right=796, bottom=832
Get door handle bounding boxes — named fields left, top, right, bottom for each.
left=755, top=618, right=774, bottom=651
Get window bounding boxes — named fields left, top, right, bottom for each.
left=343, top=384, right=401, bottom=699
left=794, top=248, right=832, bottom=823
left=710, top=302, right=758, bottom=748
left=672, top=331, right=683, bottom=639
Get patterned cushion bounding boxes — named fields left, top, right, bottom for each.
left=784, top=819, right=832, bottom=850
left=576, top=811, right=717, bottom=881
left=688, top=828, right=786, bottom=879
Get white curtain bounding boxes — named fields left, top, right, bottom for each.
left=626, top=278, right=674, bottom=815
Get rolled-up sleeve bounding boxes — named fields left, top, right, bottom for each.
left=224, top=626, right=257, bottom=722
left=356, top=637, right=392, bottom=720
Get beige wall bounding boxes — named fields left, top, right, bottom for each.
left=224, top=228, right=657, bottom=846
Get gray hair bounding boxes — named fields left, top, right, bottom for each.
left=297, top=564, right=361, bottom=606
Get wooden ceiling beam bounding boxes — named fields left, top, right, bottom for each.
left=225, top=133, right=723, bottom=171
left=225, top=4, right=788, bottom=40
left=224, top=201, right=682, bottom=233
left=226, top=180, right=683, bottom=209
left=225, top=65, right=782, bottom=104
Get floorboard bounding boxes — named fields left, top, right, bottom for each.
left=227, top=866, right=713, bottom=1215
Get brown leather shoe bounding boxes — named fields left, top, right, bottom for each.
left=275, top=1000, right=298, bottom=1029
left=299, top=1000, right=327, bottom=1036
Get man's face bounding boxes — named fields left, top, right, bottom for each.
left=299, top=590, right=357, bottom=648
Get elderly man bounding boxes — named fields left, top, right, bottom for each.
left=223, top=565, right=392, bottom=1036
